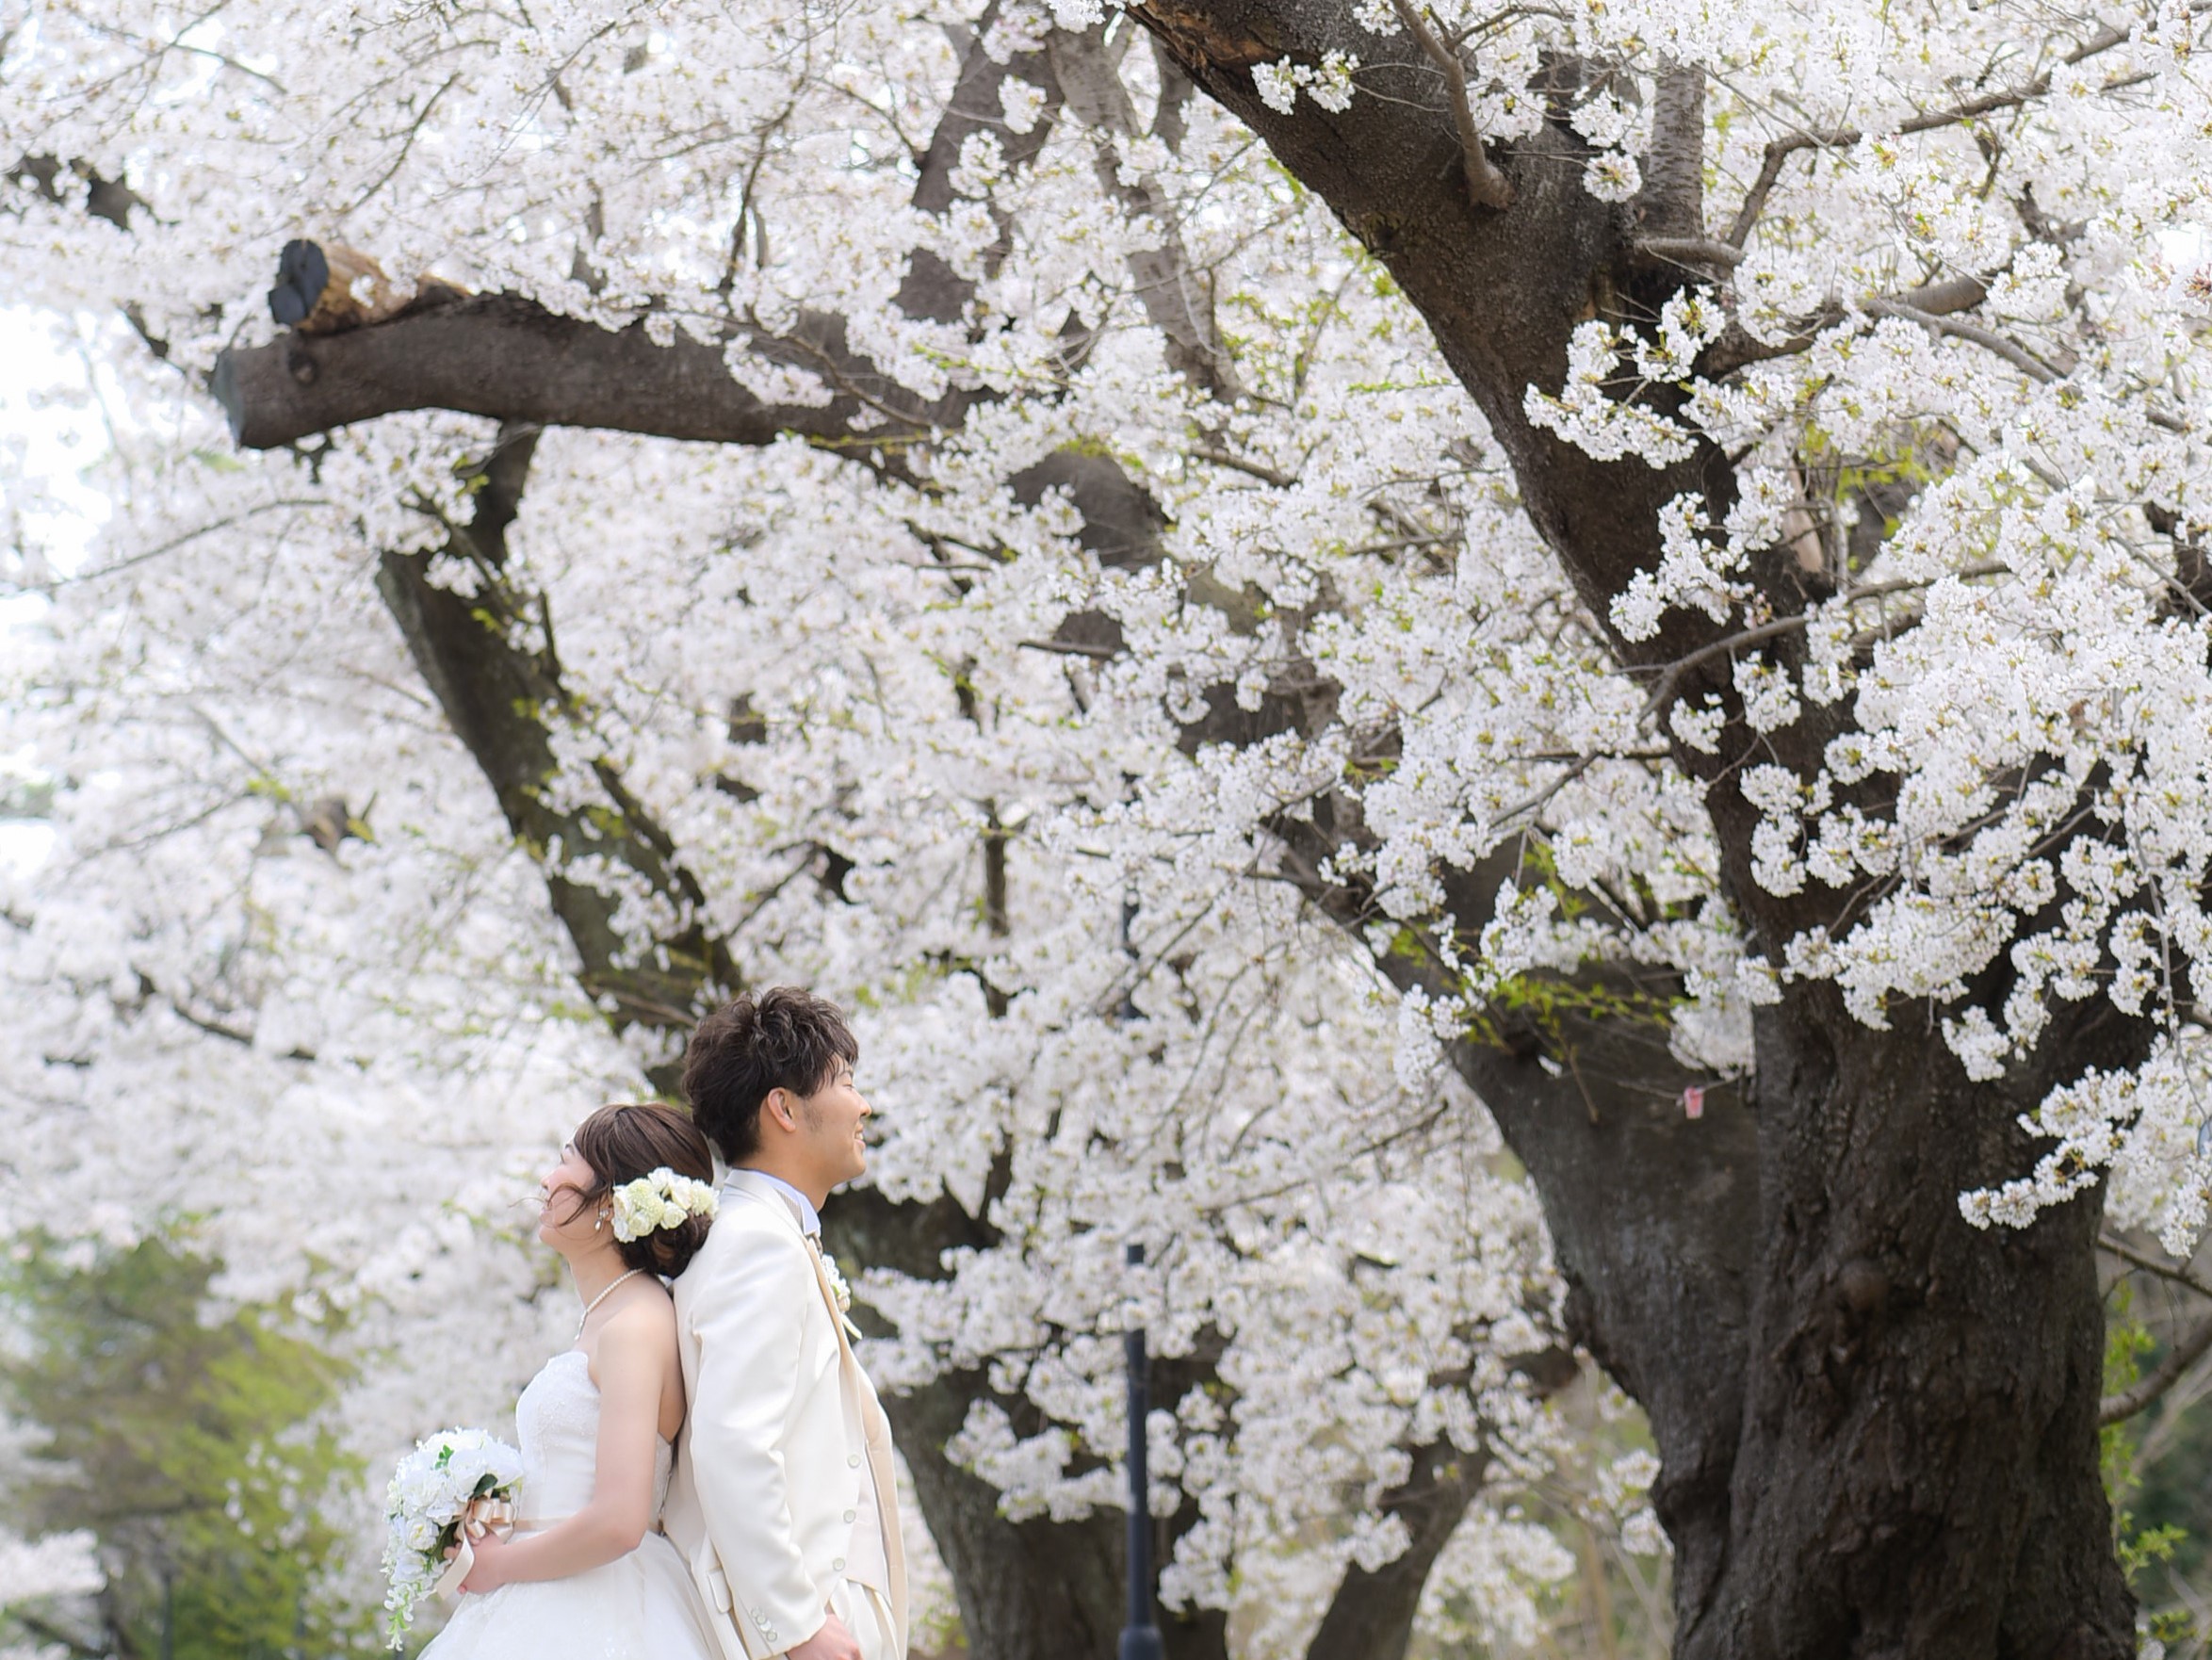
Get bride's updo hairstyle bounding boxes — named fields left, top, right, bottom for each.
left=570, top=1102, right=718, bottom=1278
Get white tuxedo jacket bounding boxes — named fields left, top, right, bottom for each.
left=664, top=1172, right=908, bottom=1659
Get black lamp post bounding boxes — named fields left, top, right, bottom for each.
left=1119, top=1242, right=1163, bottom=1660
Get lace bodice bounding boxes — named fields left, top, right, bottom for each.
left=514, top=1351, right=674, bottom=1523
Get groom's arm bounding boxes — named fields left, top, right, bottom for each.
left=687, top=1224, right=829, bottom=1655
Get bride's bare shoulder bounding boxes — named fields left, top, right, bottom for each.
left=594, top=1284, right=679, bottom=1365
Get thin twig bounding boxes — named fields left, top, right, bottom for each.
left=1489, top=563, right=2008, bottom=829
left=1866, top=297, right=2060, bottom=384
left=1391, top=0, right=1515, bottom=211
left=1725, top=22, right=2141, bottom=246
left=33, top=498, right=331, bottom=589
left=1701, top=269, right=1997, bottom=378
left=1018, top=638, right=1119, bottom=659
left=1091, top=864, right=1259, bottom=1019
left=1189, top=444, right=1295, bottom=486
left=2102, top=1311, right=2212, bottom=1425
left=2101, top=1232, right=2212, bottom=1300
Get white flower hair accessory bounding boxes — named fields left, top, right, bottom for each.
left=610, top=1166, right=719, bottom=1243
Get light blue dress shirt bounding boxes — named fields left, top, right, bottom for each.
left=733, top=1166, right=821, bottom=1237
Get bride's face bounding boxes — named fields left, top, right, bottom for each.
left=537, top=1142, right=608, bottom=1254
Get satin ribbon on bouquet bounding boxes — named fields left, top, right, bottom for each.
left=432, top=1492, right=518, bottom=1602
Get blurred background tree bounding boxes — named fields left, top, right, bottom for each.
left=0, top=1230, right=366, bottom=1659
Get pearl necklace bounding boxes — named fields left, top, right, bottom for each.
left=574, top=1267, right=645, bottom=1341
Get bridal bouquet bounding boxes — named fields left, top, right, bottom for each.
left=379, top=1426, right=524, bottom=1647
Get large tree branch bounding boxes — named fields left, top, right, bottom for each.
left=2096, top=1233, right=2212, bottom=1425
left=899, top=1, right=1067, bottom=320
left=205, top=0, right=1077, bottom=451
left=1129, top=0, right=1732, bottom=674
left=1633, top=64, right=1704, bottom=243
left=213, top=292, right=979, bottom=455
left=1048, top=27, right=1245, bottom=398
left=1301, top=1344, right=1580, bottom=1660
left=213, top=1, right=1056, bottom=451
left=8, top=154, right=144, bottom=229
left=373, top=422, right=739, bottom=1068
left=1698, top=268, right=1995, bottom=377
left=1301, top=1436, right=1494, bottom=1660
left=1388, top=0, right=1514, bottom=211
left=211, top=10, right=1214, bottom=464
left=2100, top=1311, right=2212, bottom=1427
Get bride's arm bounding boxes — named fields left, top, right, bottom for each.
left=456, top=1300, right=674, bottom=1590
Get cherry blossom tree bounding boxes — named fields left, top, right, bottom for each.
left=8, top=0, right=2212, bottom=1654
left=3, top=8, right=1595, bottom=1656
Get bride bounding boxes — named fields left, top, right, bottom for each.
left=423, top=1101, right=723, bottom=1660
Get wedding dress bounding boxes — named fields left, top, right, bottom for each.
left=422, top=1350, right=720, bottom=1660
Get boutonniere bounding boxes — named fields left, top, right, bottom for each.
left=816, top=1249, right=862, bottom=1341
left=819, top=1251, right=853, bottom=1314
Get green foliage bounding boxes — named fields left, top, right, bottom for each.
left=2130, top=1389, right=2212, bottom=1651
left=0, top=773, right=55, bottom=818
left=2100, top=1286, right=2157, bottom=1511
left=2101, top=1283, right=2200, bottom=1650
left=2116, top=1521, right=2187, bottom=1587
left=0, top=1229, right=367, bottom=1660
left=1437, top=843, right=1686, bottom=1056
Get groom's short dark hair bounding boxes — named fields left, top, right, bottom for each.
left=682, top=985, right=859, bottom=1164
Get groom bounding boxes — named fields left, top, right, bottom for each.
left=663, top=986, right=908, bottom=1660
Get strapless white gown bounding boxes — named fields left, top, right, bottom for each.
left=422, top=1350, right=719, bottom=1660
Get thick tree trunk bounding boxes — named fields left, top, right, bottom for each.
left=1433, top=967, right=2137, bottom=1658
left=823, top=1188, right=1149, bottom=1660
left=878, top=1373, right=1231, bottom=1660
left=1275, top=785, right=2138, bottom=1652
left=876, top=1368, right=1130, bottom=1660
left=1681, top=1004, right=2133, bottom=1660
left=1300, top=1438, right=1494, bottom=1660
left=1133, top=7, right=2152, bottom=1652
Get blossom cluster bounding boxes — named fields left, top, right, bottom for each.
left=0, top=1526, right=103, bottom=1613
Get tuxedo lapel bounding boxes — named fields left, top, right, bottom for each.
left=860, top=1383, right=908, bottom=1652
left=805, top=1232, right=909, bottom=1654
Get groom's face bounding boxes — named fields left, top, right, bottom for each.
left=794, top=1056, right=870, bottom=1188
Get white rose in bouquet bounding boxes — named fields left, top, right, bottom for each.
left=379, top=1426, right=524, bottom=1647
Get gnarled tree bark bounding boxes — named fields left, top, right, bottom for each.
left=1134, top=5, right=2142, bottom=1654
